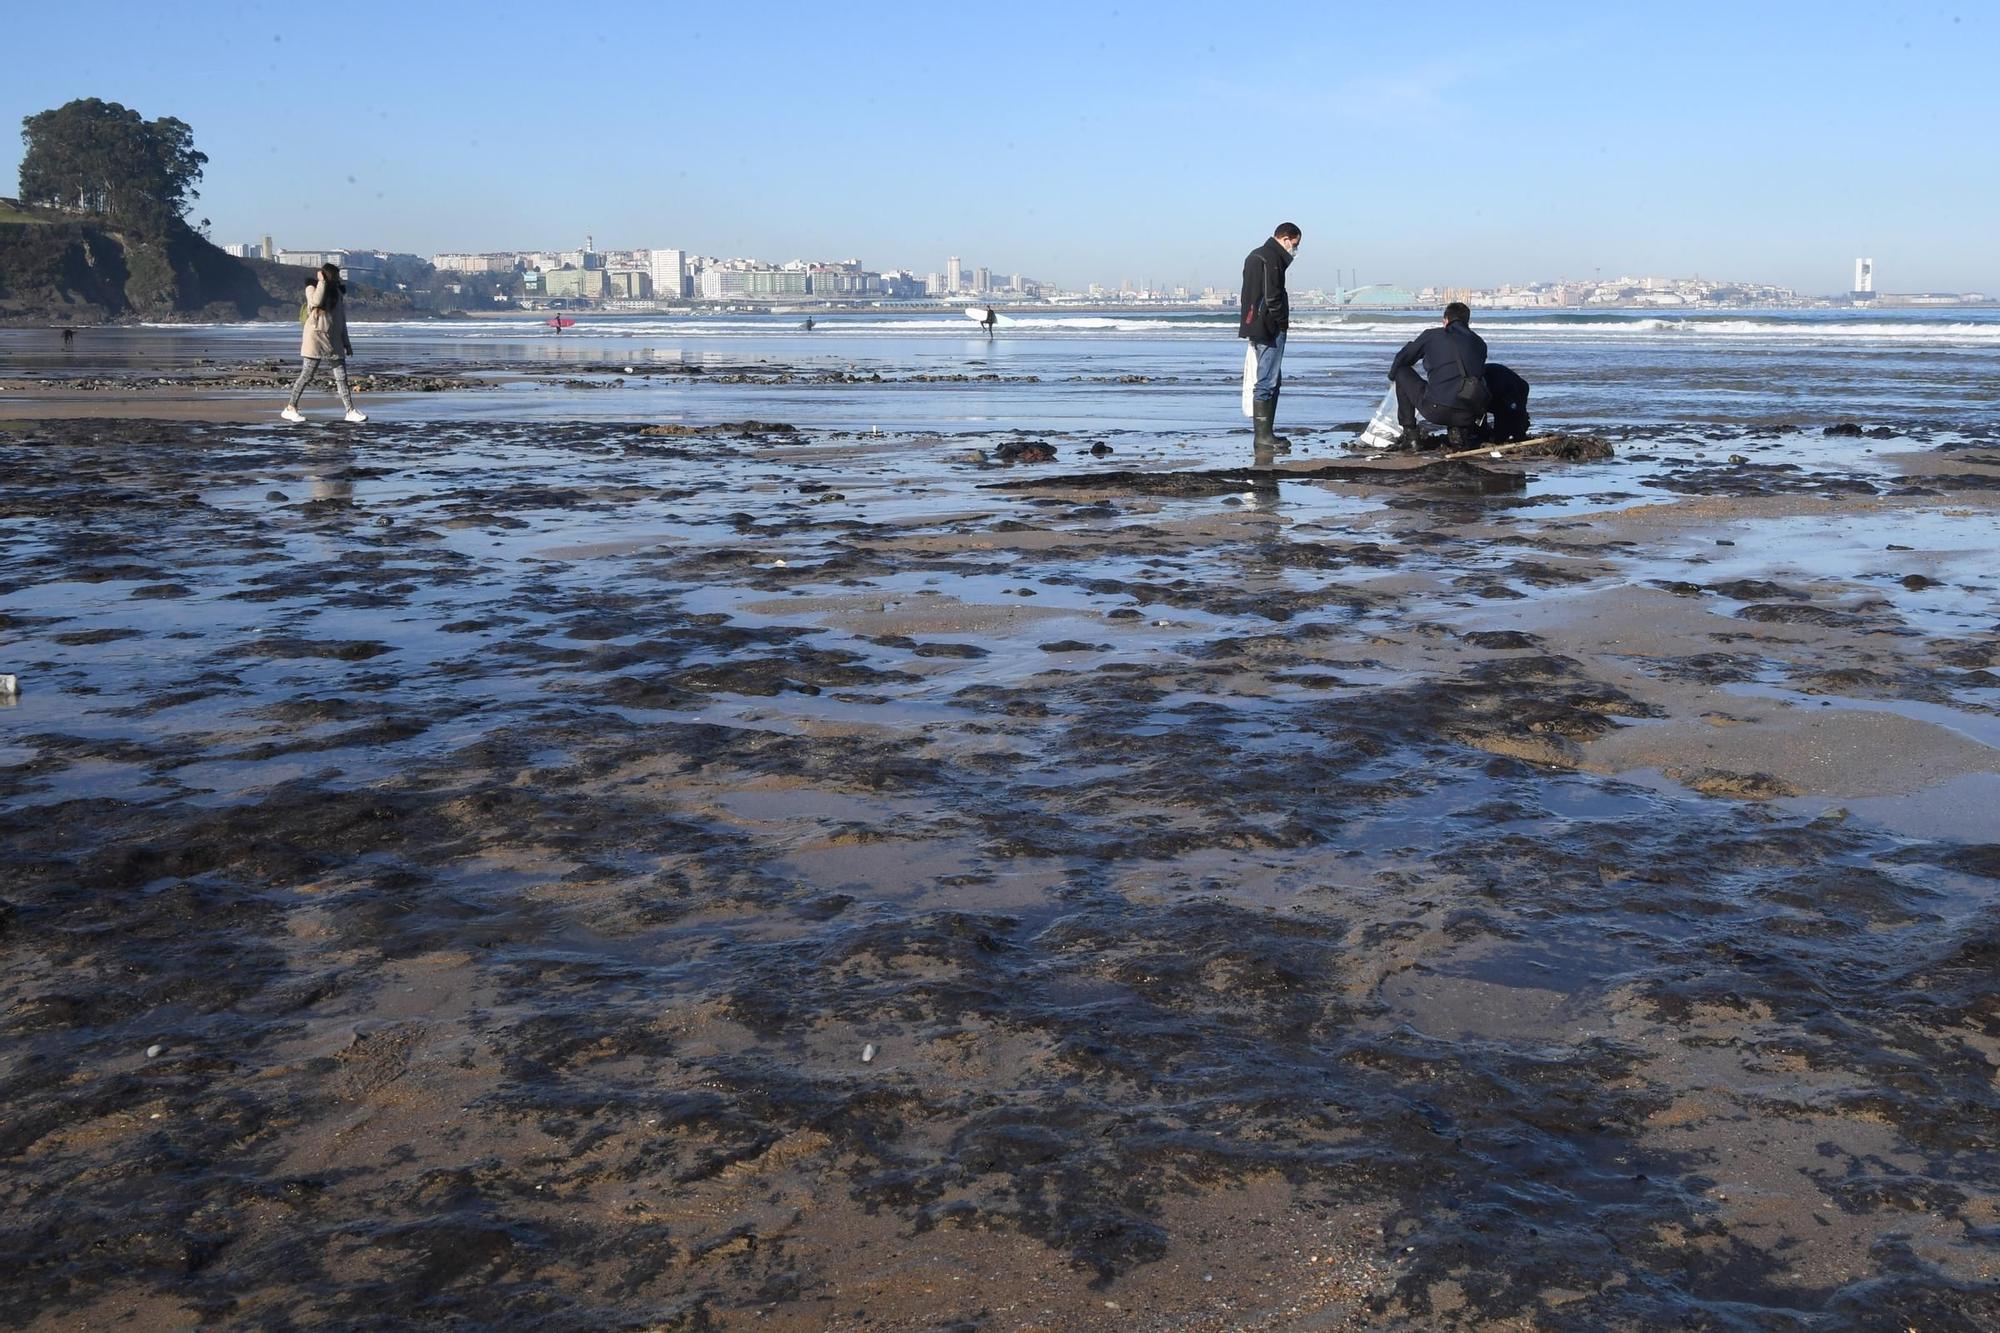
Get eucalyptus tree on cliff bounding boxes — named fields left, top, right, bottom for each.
left=18, top=98, right=207, bottom=234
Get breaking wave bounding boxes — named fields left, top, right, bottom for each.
left=145, top=309, right=2000, bottom=347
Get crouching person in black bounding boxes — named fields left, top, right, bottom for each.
left=1388, top=301, right=1529, bottom=449
left=1390, top=301, right=1486, bottom=449
left=1485, top=362, right=1532, bottom=443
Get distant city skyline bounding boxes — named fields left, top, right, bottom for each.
left=198, top=222, right=1956, bottom=307
left=4, top=1, right=1995, bottom=294
left=237, top=235, right=1941, bottom=311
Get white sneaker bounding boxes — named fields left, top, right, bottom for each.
left=343, top=409, right=368, bottom=424
left=280, top=406, right=305, bottom=423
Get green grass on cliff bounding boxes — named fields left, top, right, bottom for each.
left=0, top=199, right=57, bottom=224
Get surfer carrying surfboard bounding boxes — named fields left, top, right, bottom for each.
left=1239, top=223, right=1301, bottom=459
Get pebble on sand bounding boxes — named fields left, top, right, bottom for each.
left=861, top=1043, right=877, bottom=1063
left=145, top=1044, right=165, bottom=1059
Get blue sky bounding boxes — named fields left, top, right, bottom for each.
left=4, top=0, right=1992, bottom=293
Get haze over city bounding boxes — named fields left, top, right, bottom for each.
left=4, top=0, right=1994, bottom=296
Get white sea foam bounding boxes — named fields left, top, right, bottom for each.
left=1285, top=316, right=2000, bottom=343
left=136, top=311, right=2000, bottom=346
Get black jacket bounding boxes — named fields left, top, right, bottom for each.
left=1238, top=237, right=1292, bottom=342
left=1390, top=323, right=1488, bottom=408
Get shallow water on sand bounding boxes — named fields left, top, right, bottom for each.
left=2, top=326, right=1999, bottom=1327
left=8, top=306, right=2000, bottom=431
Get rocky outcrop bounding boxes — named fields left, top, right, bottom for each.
left=0, top=204, right=408, bottom=325
left=0, top=212, right=273, bottom=323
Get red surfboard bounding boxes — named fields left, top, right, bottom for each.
left=546, top=317, right=576, bottom=330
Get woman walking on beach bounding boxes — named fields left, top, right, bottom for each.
left=281, top=263, right=366, bottom=424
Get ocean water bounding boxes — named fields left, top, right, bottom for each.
left=9, top=306, right=2000, bottom=432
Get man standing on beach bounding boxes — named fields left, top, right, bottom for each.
left=1240, top=223, right=1301, bottom=458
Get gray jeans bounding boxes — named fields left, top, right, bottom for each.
left=288, top=356, right=354, bottom=411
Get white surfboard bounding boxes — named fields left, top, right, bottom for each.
left=963, top=307, right=1007, bottom=327
left=1241, top=344, right=1256, bottom=417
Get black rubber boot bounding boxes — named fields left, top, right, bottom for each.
left=1395, top=424, right=1426, bottom=452
left=1268, top=387, right=1292, bottom=453
left=1253, top=400, right=1281, bottom=454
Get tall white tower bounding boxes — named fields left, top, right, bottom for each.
left=650, top=248, right=687, bottom=300
left=946, top=256, right=962, bottom=294
left=1853, top=257, right=1874, bottom=295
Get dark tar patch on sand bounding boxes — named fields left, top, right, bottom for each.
left=1, top=417, right=1997, bottom=1329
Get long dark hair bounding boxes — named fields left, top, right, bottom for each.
left=316, top=262, right=344, bottom=311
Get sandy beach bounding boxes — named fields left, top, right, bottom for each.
left=3, top=336, right=1998, bottom=1328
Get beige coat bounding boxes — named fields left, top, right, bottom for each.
left=300, top=276, right=352, bottom=360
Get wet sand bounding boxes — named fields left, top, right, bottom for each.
left=2, top=393, right=1998, bottom=1329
